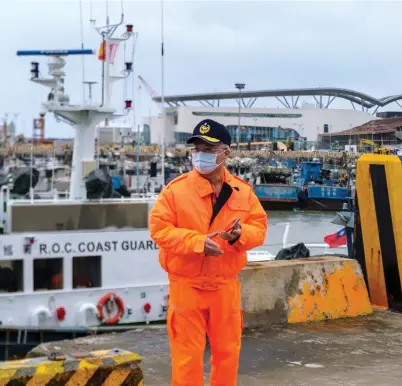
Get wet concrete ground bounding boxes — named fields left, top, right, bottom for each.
left=30, top=311, right=402, bottom=385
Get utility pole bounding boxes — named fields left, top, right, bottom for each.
left=136, top=84, right=142, bottom=193
left=349, top=124, right=352, bottom=149
left=235, top=83, right=245, bottom=150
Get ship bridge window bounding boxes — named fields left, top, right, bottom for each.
left=73, top=255, right=101, bottom=289
left=0, top=260, right=23, bottom=293
left=34, top=257, right=63, bottom=291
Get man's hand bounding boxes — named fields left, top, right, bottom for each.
left=219, top=222, right=241, bottom=243
left=204, top=232, right=223, bottom=256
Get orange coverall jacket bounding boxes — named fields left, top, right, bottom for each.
left=149, top=168, right=267, bottom=288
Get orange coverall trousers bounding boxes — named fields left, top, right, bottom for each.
left=167, top=280, right=243, bottom=386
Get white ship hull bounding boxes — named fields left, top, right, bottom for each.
left=0, top=229, right=168, bottom=328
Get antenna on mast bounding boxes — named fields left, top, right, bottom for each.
left=89, top=0, right=95, bottom=25
left=16, top=48, right=104, bottom=199
left=79, top=0, right=86, bottom=103
left=160, top=0, right=165, bottom=187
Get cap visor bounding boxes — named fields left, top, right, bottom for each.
left=187, top=135, right=221, bottom=145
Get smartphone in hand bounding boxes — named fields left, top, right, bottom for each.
left=209, top=218, right=241, bottom=239
left=223, top=218, right=240, bottom=233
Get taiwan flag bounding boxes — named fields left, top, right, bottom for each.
left=324, top=227, right=347, bottom=248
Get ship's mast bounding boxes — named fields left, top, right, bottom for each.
left=79, top=0, right=86, bottom=103
left=92, top=1, right=124, bottom=109
left=17, top=50, right=115, bottom=199
left=17, top=9, right=134, bottom=200
left=160, top=0, right=165, bottom=187
left=92, top=0, right=135, bottom=155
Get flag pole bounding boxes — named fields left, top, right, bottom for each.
left=104, top=3, right=110, bottom=108
left=160, top=0, right=165, bottom=187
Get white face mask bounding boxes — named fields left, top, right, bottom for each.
left=192, top=150, right=226, bottom=174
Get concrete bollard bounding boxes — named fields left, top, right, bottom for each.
left=239, top=257, right=372, bottom=327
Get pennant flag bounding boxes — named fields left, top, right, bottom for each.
left=98, top=41, right=119, bottom=64
left=324, top=227, right=347, bottom=248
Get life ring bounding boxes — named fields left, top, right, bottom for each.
left=97, top=293, right=125, bottom=325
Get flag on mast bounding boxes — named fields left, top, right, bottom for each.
left=98, top=41, right=119, bottom=64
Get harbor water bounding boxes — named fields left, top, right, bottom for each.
left=260, top=211, right=347, bottom=256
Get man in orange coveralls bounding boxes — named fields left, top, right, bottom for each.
left=149, top=119, right=267, bottom=386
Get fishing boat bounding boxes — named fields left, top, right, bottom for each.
left=295, top=160, right=351, bottom=211
left=248, top=158, right=300, bottom=210
left=244, top=156, right=352, bottom=211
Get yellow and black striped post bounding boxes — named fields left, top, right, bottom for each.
left=0, top=348, right=143, bottom=386
left=354, top=154, right=402, bottom=311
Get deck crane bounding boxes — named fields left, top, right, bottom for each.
left=137, top=76, right=163, bottom=112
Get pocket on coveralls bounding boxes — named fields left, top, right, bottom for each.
left=167, top=282, right=197, bottom=343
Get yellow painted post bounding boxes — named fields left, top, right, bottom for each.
left=355, top=154, right=402, bottom=311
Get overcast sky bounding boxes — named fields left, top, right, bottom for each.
left=1, top=0, right=402, bottom=137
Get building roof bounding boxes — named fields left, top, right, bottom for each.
left=153, top=87, right=402, bottom=110
left=322, top=117, right=402, bottom=136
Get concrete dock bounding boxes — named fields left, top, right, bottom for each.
left=29, top=311, right=402, bottom=385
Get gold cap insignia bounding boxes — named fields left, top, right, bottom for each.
left=199, top=123, right=210, bottom=134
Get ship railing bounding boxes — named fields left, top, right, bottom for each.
left=31, top=189, right=160, bottom=201
left=0, top=187, right=158, bottom=207
left=8, top=197, right=159, bottom=206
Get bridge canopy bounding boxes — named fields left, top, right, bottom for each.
left=153, top=87, right=402, bottom=114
